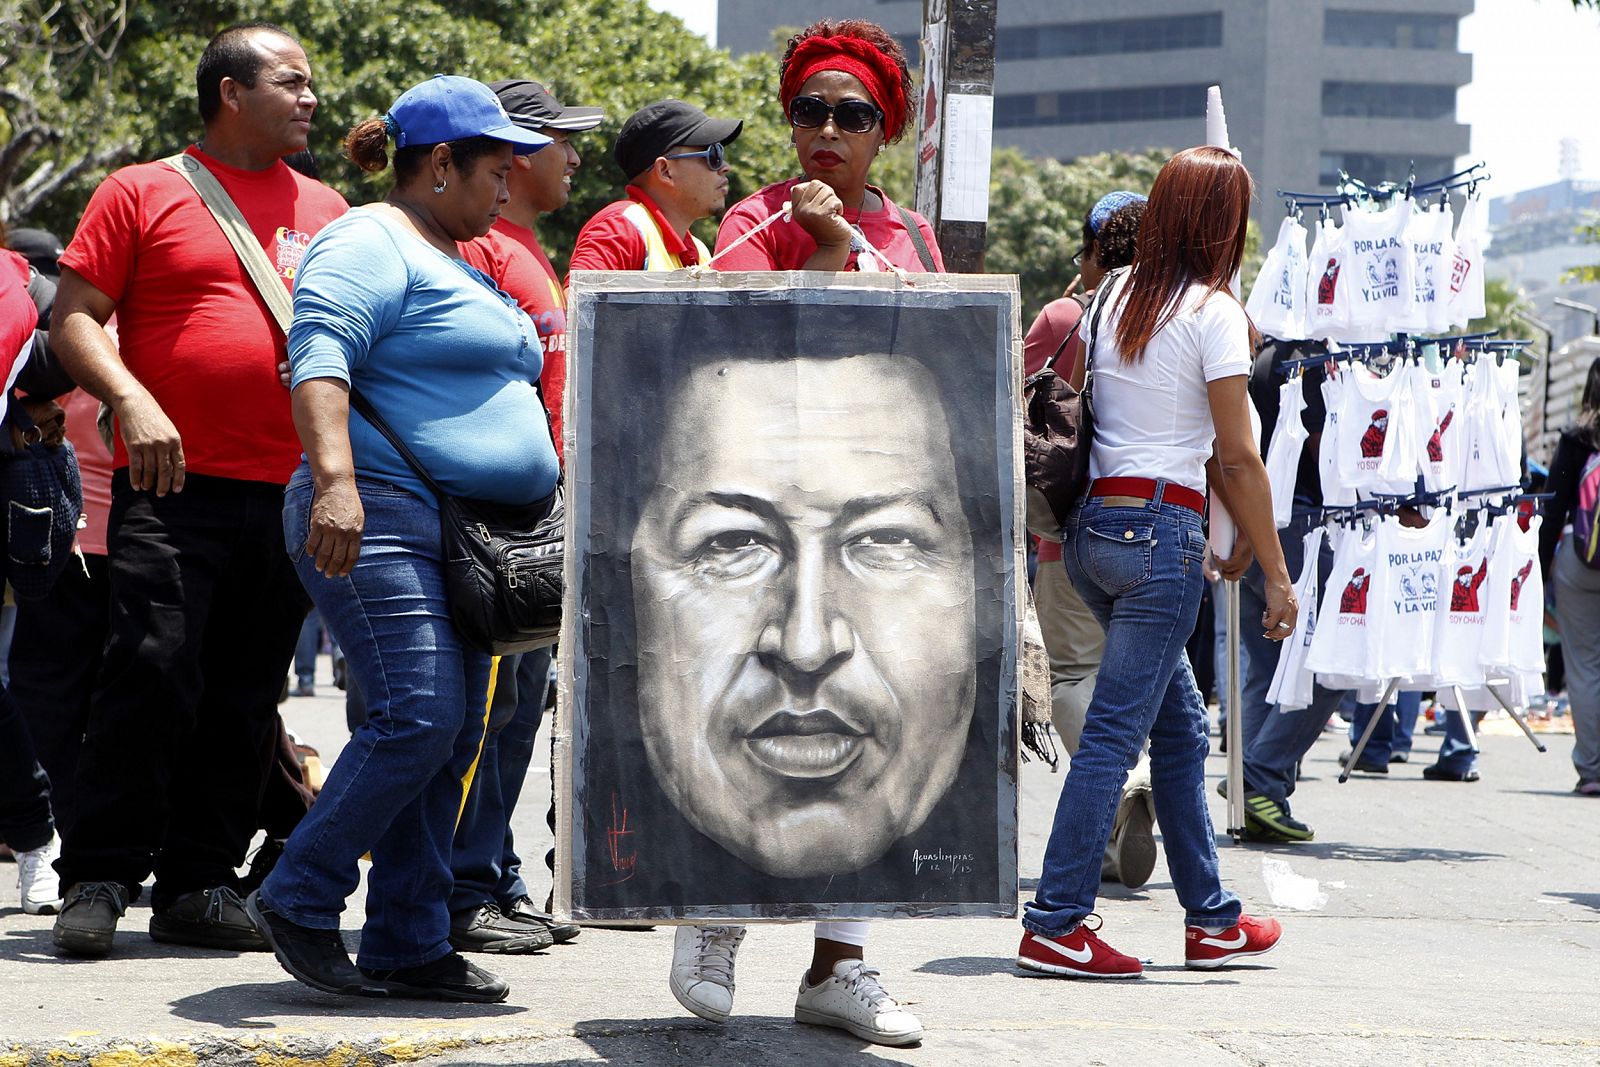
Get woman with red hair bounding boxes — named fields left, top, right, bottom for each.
left=1017, top=147, right=1294, bottom=979
left=667, top=20, right=932, bottom=1049
left=714, top=19, right=941, bottom=274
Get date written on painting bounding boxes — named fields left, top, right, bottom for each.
left=913, top=847, right=975, bottom=876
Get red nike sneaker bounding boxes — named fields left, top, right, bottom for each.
left=1184, top=914, right=1282, bottom=969
left=1017, top=914, right=1143, bottom=978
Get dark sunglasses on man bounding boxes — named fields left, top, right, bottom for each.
left=787, top=95, right=883, bottom=135
left=663, top=142, right=727, bottom=170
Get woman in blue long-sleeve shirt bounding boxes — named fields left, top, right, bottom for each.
left=247, top=76, right=554, bottom=1004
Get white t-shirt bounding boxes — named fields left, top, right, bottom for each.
left=1342, top=199, right=1415, bottom=339
left=1305, top=521, right=1380, bottom=678
left=1368, top=511, right=1449, bottom=681
left=1305, top=216, right=1350, bottom=341
left=1247, top=216, right=1309, bottom=340
left=1081, top=275, right=1253, bottom=493
left=1265, top=376, right=1308, bottom=527
left=1445, top=196, right=1487, bottom=328
left=1431, top=522, right=1492, bottom=688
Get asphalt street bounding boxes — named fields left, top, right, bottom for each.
left=1, top=661, right=1596, bottom=1066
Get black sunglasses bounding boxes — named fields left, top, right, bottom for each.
left=787, top=95, right=883, bottom=135
left=663, top=142, right=726, bottom=170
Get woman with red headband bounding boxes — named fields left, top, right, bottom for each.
left=666, top=20, right=931, bottom=1050
left=714, top=19, right=941, bottom=274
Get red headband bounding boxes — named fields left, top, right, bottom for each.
left=780, top=35, right=907, bottom=141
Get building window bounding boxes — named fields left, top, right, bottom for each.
left=1324, top=10, right=1457, bottom=50
left=996, top=13, right=1222, bottom=61
left=1318, top=153, right=1456, bottom=187
left=995, top=84, right=1211, bottom=129
left=1322, top=82, right=1457, bottom=120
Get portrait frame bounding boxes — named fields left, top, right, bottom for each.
left=556, top=270, right=1023, bottom=923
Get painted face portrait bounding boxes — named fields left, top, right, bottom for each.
left=628, top=354, right=978, bottom=879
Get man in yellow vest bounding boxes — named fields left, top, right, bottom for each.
left=567, top=99, right=741, bottom=274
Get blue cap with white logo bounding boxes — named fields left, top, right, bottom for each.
left=385, top=75, right=551, bottom=154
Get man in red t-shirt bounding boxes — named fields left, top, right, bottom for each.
left=568, top=100, right=743, bottom=276
left=453, top=77, right=603, bottom=953
left=47, top=22, right=347, bottom=959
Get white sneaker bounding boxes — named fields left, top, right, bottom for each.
left=794, top=959, right=923, bottom=1046
left=669, top=924, right=746, bottom=1023
left=18, top=834, right=63, bottom=915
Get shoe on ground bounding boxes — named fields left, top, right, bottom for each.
left=1242, top=792, right=1314, bottom=842
left=292, top=682, right=315, bottom=698
left=1238, top=821, right=1295, bottom=844
left=1337, top=749, right=1389, bottom=775
left=1576, top=779, right=1600, bottom=796
left=246, top=891, right=387, bottom=996
left=149, top=885, right=269, bottom=951
left=1016, top=913, right=1142, bottom=979
left=794, top=959, right=923, bottom=1047
left=1108, top=787, right=1157, bottom=890
left=1421, top=764, right=1480, bottom=782
left=502, top=894, right=579, bottom=943
left=449, top=902, right=553, bottom=954
left=361, top=951, right=508, bottom=1003
left=1185, top=914, right=1282, bottom=969
left=669, top=924, right=746, bottom=1023
left=1390, top=751, right=1410, bottom=764
left=52, top=881, right=128, bottom=957
left=17, top=834, right=63, bottom=915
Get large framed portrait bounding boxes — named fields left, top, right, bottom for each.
left=557, top=270, right=1022, bottom=922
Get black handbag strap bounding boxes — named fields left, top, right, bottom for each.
left=896, top=205, right=937, bottom=273
left=347, top=389, right=452, bottom=501
left=1079, top=268, right=1126, bottom=402
left=1043, top=292, right=1092, bottom=374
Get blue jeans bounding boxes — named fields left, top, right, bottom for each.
left=450, top=645, right=552, bottom=913
left=1239, top=508, right=1342, bottom=807
left=1349, top=692, right=1423, bottom=764
left=1026, top=490, right=1240, bottom=935
left=294, top=609, right=321, bottom=687
left=261, top=470, right=492, bottom=970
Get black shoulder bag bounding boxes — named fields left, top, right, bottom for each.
left=1021, top=272, right=1119, bottom=528
left=347, top=390, right=563, bottom=655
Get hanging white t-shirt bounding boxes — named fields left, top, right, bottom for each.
left=1461, top=357, right=1519, bottom=492
left=1480, top=513, right=1544, bottom=678
left=1319, top=362, right=1357, bottom=506
left=1267, top=525, right=1326, bottom=710
left=1305, top=215, right=1351, bottom=342
left=1081, top=274, right=1253, bottom=493
left=1492, top=356, right=1525, bottom=486
left=1368, top=512, right=1449, bottom=681
left=1413, top=360, right=1467, bottom=492
left=1335, top=363, right=1418, bottom=495
left=1445, top=196, right=1487, bottom=329
left=1305, top=522, right=1380, bottom=679
left=1265, top=376, right=1308, bottom=527
left=1397, top=201, right=1457, bottom=334
left=1342, top=199, right=1415, bottom=339
left=1430, top=521, right=1493, bottom=688
left=1247, top=215, right=1310, bottom=340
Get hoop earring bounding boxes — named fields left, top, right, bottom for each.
left=433, top=179, right=447, bottom=194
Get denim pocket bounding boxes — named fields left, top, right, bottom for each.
left=282, top=487, right=310, bottom=563
left=1179, top=526, right=1207, bottom=563
left=1083, top=521, right=1155, bottom=595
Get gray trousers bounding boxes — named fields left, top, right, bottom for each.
left=1553, top=539, right=1600, bottom=783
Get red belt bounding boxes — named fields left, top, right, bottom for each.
left=1088, top=477, right=1206, bottom=514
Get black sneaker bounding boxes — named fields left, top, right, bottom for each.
left=1242, top=792, right=1314, bottom=841
left=52, top=881, right=128, bottom=957
left=246, top=891, right=389, bottom=997
left=1421, top=764, right=1480, bottom=782
left=1337, top=750, right=1389, bottom=775
left=450, top=902, right=553, bottom=954
left=502, top=894, right=580, bottom=943
left=362, top=951, right=509, bottom=1003
left=237, top=838, right=286, bottom=897
left=148, top=886, right=269, bottom=951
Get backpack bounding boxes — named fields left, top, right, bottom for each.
left=1571, top=448, right=1600, bottom=569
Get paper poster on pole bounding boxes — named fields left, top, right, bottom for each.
left=940, top=93, right=993, bottom=223
left=914, top=12, right=946, bottom=222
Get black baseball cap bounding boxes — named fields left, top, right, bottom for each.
left=614, top=99, right=743, bottom=180
left=489, top=79, right=604, bottom=133
left=6, top=227, right=65, bottom=275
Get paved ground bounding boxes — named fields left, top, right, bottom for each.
left=2, top=663, right=1597, bottom=1066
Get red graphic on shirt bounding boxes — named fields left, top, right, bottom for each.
left=1339, top=568, right=1371, bottom=615
left=1509, top=560, right=1534, bottom=611
left=1450, top=559, right=1488, bottom=612
left=1427, top=407, right=1455, bottom=463
left=1317, top=258, right=1341, bottom=305
left=1359, top=410, right=1389, bottom=458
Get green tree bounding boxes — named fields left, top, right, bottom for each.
left=1470, top=276, right=1535, bottom=348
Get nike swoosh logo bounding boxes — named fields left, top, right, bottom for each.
left=1198, top=930, right=1247, bottom=949
left=1033, top=935, right=1094, bottom=963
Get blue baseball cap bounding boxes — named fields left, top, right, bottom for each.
left=385, top=75, right=551, bottom=154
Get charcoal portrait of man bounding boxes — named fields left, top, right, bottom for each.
left=563, top=281, right=1019, bottom=921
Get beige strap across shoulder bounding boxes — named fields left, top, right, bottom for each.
left=162, top=152, right=293, bottom=334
